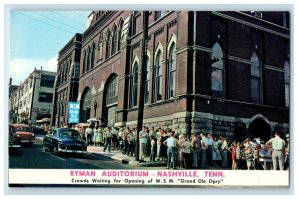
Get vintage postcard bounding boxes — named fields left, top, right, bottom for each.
left=7, top=8, right=291, bottom=189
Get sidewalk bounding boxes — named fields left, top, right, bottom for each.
left=87, top=145, right=167, bottom=167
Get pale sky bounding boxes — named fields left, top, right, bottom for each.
left=9, top=10, right=91, bottom=85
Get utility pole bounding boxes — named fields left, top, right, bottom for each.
left=135, top=11, right=149, bottom=162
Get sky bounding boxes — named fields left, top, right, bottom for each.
left=9, top=10, right=91, bottom=85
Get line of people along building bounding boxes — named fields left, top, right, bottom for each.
left=71, top=124, right=289, bottom=170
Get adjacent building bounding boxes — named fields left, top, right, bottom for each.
left=52, top=11, right=290, bottom=141
left=9, top=68, right=56, bottom=124
left=51, top=33, right=82, bottom=127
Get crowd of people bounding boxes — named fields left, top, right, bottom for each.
left=68, top=124, right=289, bottom=171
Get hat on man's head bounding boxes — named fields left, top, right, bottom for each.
left=286, top=134, right=289, bottom=138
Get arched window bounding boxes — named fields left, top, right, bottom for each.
left=167, top=43, right=176, bottom=99
left=106, top=29, right=111, bottom=59
left=250, top=52, right=262, bottom=103
left=284, top=61, right=290, bottom=107
left=131, top=62, right=139, bottom=107
left=144, top=57, right=150, bottom=104
left=118, top=19, right=124, bottom=51
left=91, top=43, right=95, bottom=69
left=211, top=42, right=224, bottom=97
left=98, top=33, right=103, bottom=62
left=82, top=50, right=86, bottom=74
left=153, top=50, right=163, bottom=102
left=106, top=76, right=118, bottom=105
left=111, top=26, right=118, bottom=55
left=86, top=47, right=91, bottom=71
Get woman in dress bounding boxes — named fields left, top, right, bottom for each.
left=159, top=129, right=168, bottom=163
left=228, top=141, right=237, bottom=170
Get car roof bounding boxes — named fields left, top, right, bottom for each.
left=10, top=123, right=30, bottom=128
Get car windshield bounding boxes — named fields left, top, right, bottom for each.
left=59, top=130, right=81, bottom=139
left=15, top=127, right=31, bottom=132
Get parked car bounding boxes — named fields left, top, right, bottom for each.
left=42, top=128, right=87, bottom=156
left=9, top=125, right=22, bottom=151
left=9, top=124, right=35, bottom=146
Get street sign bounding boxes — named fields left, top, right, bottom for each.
left=68, top=102, right=80, bottom=124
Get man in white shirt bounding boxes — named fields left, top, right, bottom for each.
left=163, top=131, right=178, bottom=169
left=139, top=126, right=148, bottom=162
left=85, top=125, right=93, bottom=145
left=103, top=126, right=113, bottom=152
left=266, top=132, right=286, bottom=170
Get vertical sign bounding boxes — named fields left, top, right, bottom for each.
left=68, top=102, right=80, bottom=124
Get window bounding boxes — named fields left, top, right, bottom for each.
left=86, top=47, right=91, bottom=71
left=167, top=43, right=176, bottom=99
left=82, top=50, right=86, bottom=74
left=155, top=11, right=164, bottom=20
left=40, top=74, right=55, bottom=88
left=153, top=50, right=163, bottom=102
left=98, top=33, right=103, bottom=61
left=64, top=64, right=68, bottom=82
left=38, top=92, right=53, bottom=103
left=144, top=57, right=150, bottom=104
left=250, top=52, right=262, bottom=103
left=118, top=19, right=124, bottom=51
left=106, top=29, right=111, bottom=59
left=91, top=43, right=95, bottom=69
left=211, top=42, right=224, bottom=97
left=131, top=63, right=139, bottom=107
left=284, top=61, right=290, bottom=107
left=111, top=26, right=118, bottom=55
left=106, top=76, right=118, bottom=105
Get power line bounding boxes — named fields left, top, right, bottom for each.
left=32, top=11, right=83, bottom=32
left=72, top=11, right=88, bottom=19
left=51, top=11, right=86, bottom=28
left=17, top=12, right=75, bottom=35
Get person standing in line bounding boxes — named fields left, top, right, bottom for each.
left=150, top=136, right=156, bottom=162
left=103, top=126, right=113, bottom=152
left=212, top=137, right=222, bottom=166
left=206, top=133, right=214, bottom=166
left=219, top=135, right=229, bottom=168
left=191, top=132, right=201, bottom=168
left=284, top=134, right=290, bottom=170
left=177, top=133, right=185, bottom=169
left=139, top=126, right=148, bottom=163
left=245, top=147, right=254, bottom=170
left=92, top=126, right=98, bottom=146
left=85, top=125, right=93, bottom=146
left=228, top=142, right=237, bottom=170
left=127, top=129, right=135, bottom=156
left=181, top=134, right=192, bottom=169
left=156, top=128, right=162, bottom=161
left=235, top=142, right=241, bottom=170
left=266, top=132, right=286, bottom=170
left=200, top=133, right=208, bottom=169
left=163, top=131, right=178, bottom=169
left=159, top=129, right=168, bottom=163
left=98, top=126, right=104, bottom=146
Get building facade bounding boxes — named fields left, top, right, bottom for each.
left=58, top=11, right=290, bottom=141
left=51, top=33, right=82, bottom=127
left=9, top=69, right=56, bottom=124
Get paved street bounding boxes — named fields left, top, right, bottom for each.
left=9, top=139, right=166, bottom=170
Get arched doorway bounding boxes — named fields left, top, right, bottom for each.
left=80, top=87, right=92, bottom=123
left=103, top=75, right=118, bottom=127
left=248, top=116, right=271, bottom=142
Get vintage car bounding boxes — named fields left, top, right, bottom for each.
left=42, top=128, right=87, bottom=156
left=9, top=125, right=22, bottom=151
left=9, top=124, right=35, bottom=146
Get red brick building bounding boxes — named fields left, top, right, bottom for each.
left=51, top=33, right=82, bottom=126
left=54, top=11, right=290, bottom=141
